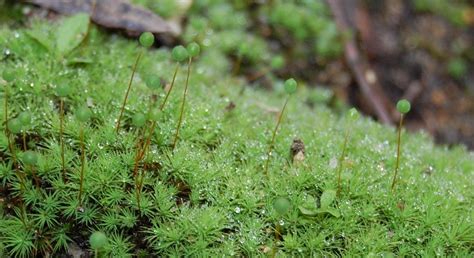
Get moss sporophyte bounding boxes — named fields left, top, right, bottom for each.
left=264, top=78, right=297, bottom=175
left=115, top=32, right=155, bottom=134
left=136, top=44, right=188, bottom=168
left=336, top=108, right=360, bottom=196
left=172, top=42, right=201, bottom=150
left=89, top=231, right=108, bottom=258
left=132, top=44, right=193, bottom=211
left=76, top=106, right=92, bottom=207
left=55, top=84, right=72, bottom=181
left=391, top=99, right=411, bottom=191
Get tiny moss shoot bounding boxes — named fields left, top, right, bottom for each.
left=89, top=231, right=108, bottom=258
left=76, top=106, right=92, bottom=207
left=336, top=108, right=359, bottom=196
left=264, top=78, right=297, bottom=175
left=391, top=99, right=411, bottom=191
left=115, top=32, right=154, bottom=134
left=55, top=84, right=72, bottom=181
left=172, top=42, right=200, bottom=150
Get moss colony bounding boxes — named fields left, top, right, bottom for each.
left=0, top=6, right=473, bottom=258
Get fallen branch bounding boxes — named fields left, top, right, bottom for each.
left=326, top=0, right=393, bottom=125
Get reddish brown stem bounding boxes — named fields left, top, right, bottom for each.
left=391, top=114, right=404, bottom=191
left=59, top=98, right=66, bottom=181
left=30, top=165, right=40, bottom=189
left=336, top=129, right=351, bottom=196
left=78, top=125, right=86, bottom=206
left=22, top=131, right=27, bottom=151
left=264, top=97, right=290, bottom=175
left=115, top=50, right=143, bottom=134
left=172, top=58, right=192, bottom=150
left=138, top=63, right=180, bottom=162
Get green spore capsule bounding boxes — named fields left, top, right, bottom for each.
left=144, top=74, right=162, bottom=90
left=132, top=113, right=146, bottom=127
left=187, top=42, right=201, bottom=58
left=7, top=118, right=22, bottom=134
left=396, top=99, right=411, bottom=114
left=89, top=231, right=108, bottom=250
left=348, top=108, right=360, bottom=121
left=75, top=106, right=92, bottom=122
left=273, top=197, right=291, bottom=216
left=55, top=84, right=72, bottom=97
left=2, top=69, right=15, bottom=82
left=18, top=112, right=32, bottom=126
left=139, top=32, right=155, bottom=48
left=22, top=151, right=38, bottom=166
left=270, top=55, right=285, bottom=70
left=172, top=45, right=189, bottom=62
left=284, top=78, right=297, bottom=95
left=148, top=109, right=161, bottom=121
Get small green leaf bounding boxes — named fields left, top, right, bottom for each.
left=320, top=189, right=336, bottom=209
left=323, top=208, right=340, bottom=218
left=298, top=207, right=340, bottom=218
left=26, top=29, right=53, bottom=53
left=56, top=13, right=90, bottom=57
left=298, top=206, right=318, bottom=216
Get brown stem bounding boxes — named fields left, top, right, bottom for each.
left=115, top=50, right=143, bottom=134
left=247, top=67, right=271, bottom=82
left=138, top=63, right=180, bottom=162
left=272, top=223, right=281, bottom=258
left=264, top=96, right=290, bottom=175
left=30, top=165, right=40, bottom=189
left=132, top=127, right=146, bottom=178
left=391, top=114, right=404, bottom=191
left=4, top=83, right=8, bottom=135
left=232, top=55, right=242, bottom=76
left=172, top=58, right=192, bottom=150
left=160, top=64, right=180, bottom=111
left=78, top=125, right=86, bottom=206
left=22, top=131, right=27, bottom=151
left=336, top=129, right=351, bottom=196
left=59, top=98, right=66, bottom=181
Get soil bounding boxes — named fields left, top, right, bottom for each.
left=319, top=0, right=474, bottom=149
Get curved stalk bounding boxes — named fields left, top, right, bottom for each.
left=391, top=114, right=404, bottom=191
left=172, top=57, right=192, bottom=150
left=78, top=125, right=86, bottom=206
left=115, top=50, right=143, bottom=134
left=264, top=96, right=290, bottom=175
left=336, top=129, right=351, bottom=196
left=59, top=98, right=66, bottom=181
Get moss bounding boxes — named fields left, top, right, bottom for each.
left=0, top=11, right=473, bottom=258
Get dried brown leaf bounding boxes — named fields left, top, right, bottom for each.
left=25, top=0, right=178, bottom=36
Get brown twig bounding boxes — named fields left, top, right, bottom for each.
left=326, top=0, right=393, bottom=125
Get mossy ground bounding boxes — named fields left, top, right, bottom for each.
left=0, top=11, right=473, bottom=258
